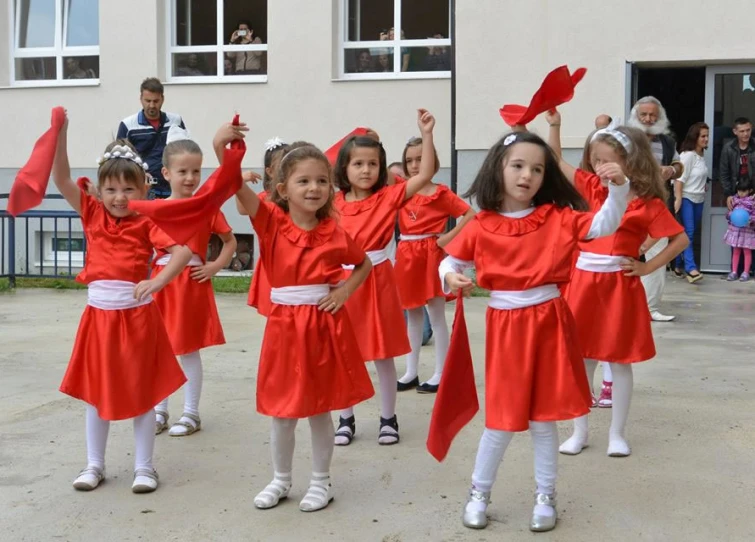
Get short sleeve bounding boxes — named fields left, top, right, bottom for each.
left=444, top=219, right=478, bottom=261
left=76, top=178, right=100, bottom=226
left=341, top=230, right=367, bottom=267
left=574, top=169, right=606, bottom=209
left=565, top=207, right=597, bottom=241
left=647, top=200, right=684, bottom=238
left=212, top=210, right=232, bottom=235
left=383, top=182, right=408, bottom=210
left=677, top=152, right=695, bottom=184
left=148, top=221, right=178, bottom=250
left=251, top=200, right=278, bottom=244
left=441, top=189, right=471, bottom=218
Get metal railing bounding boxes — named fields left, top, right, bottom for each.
left=1, top=194, right=84, bottom=288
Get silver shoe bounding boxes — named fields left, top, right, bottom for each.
left=529, top=492, right=557, bottom=532
left=461, top=487, right=490, bottom=529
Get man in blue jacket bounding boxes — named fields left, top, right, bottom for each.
left=117, top=78, right=187, bottom=199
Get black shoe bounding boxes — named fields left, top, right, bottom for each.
left=397, top=376, right=419, bottom=391
left=378, top=415, right=399, bottom=445
left=334, top=415, right=355, bottom=446
left=417, top=382, right=439, bottom=394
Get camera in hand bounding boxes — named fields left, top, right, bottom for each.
left=238, top=30, right=248, bottom=37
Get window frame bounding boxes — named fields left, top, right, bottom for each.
left=9, top=0, right=100, bottom=87
left=338, top=0, right=452, bottom=81
left=165, top=0, right=268, bottom=84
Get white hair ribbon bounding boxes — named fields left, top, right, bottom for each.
left=264, top=137, right=286, bottom=152
left=96, top=144, right=149, bottom=171
left=591, top=127, right=632, bottom=153
left=166, top=124, right=192, bottom=145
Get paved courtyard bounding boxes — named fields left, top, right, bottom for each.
left=1, top=276, right=753, bottom=541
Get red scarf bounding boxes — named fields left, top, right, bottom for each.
left=324, top=127, right=369, bottom=165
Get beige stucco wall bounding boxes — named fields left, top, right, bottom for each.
left=0, top=0, right=450, bottom=171
left=455, top=0, right=755, bottom=151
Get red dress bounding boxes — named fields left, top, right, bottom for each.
left=252, top=201, right=375, bottom=418
left=394, top=184, right=470, bottom=309
left=59, top=189, right=187, bottom=421
left=564, top=170, right=684, bottom=363
left=248, top=191, right=272, bottom=316
left=444, top=205, right=595, bottom=432
left=152, top=211, right=230, bottom=356
left=335, top=183, right=411, bottom=361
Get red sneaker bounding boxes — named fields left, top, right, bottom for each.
left=597, top=381, right=612, bottom=408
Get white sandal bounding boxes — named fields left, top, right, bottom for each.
left=155, top=410, right=169, bottom=435
left=299, top=476, right=334, bottom=512
left=168, top=412, right=201, bottom=437
left=73, top=466, right=105, bottom=491
left=132, top=468, right=159, bottom=494
left=254, top=474, right=292, bottom=509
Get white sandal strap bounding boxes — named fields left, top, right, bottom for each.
left=299, top=479, right=333, bottom=511
left=254, top=477, right=292, bottom=508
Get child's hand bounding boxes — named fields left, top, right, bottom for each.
left=620, top=257, right=649, bottom=277
left=243, top=170, right=262, bottom=184
left=437, top=232, right=452, bottom=249
left=190, top=262, right=221, bottom=283
left=61, top=110, right=69, bottom=133
left=595, top=162, right=625, bottom=185
left=545, top=109, right=561, bottom=127
left=417, top=109, right=436, bottom=134
left=215, top=122, right=249, bottom=148
left=445, top=272, right=474, bottom=296
left=133, top=278, right=166, bottom=301
left=318, top=286, right=350, bottom=314
left=81, top=178, right=99, bottom=199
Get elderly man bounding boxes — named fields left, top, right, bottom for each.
left=595, top=114, right=612, bottom=129
left=627, top=96, right=683, bottom=322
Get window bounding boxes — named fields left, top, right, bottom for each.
left=35, top=231, right=86, bottom=269
left=339, top=0, right=451, bottom=79
left=11, top=0, right=99, bottom=86
left=167, top=0, right=268, bottom=82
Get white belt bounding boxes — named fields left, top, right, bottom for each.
left=399, top=233, right=440, bottom=241
left=87, top=280, right=152, bottom=310
left=155, top=253, right=204, bottom=267
left=488, top=284, right=560, bottom=310
left=270, top=284, right=331, bottom=306
left=575, top=252, right=626, bottom=273
left=343, top=244, right=390, bottom=270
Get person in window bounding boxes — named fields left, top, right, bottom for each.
left=380, top=27, right=411, bottom=72
left=65, top=57, right=96, bottom=79
left=228, top=21, right=263, bottom=75
left=376, top=53, right=392, bottom=72
left=224, top=56, right=235, bottom=76
left=354, top=49, right=373, bottom=73
left=721, top=117, right=755, bottom=210
left=175, top=54, right=205, bottom=77
left=424, top=33, right=450, bottom=71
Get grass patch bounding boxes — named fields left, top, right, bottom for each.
left=211, top=275, right=251, bottom=293
left=0, top=275, right=252, bottom=294
left=471, top=286, right=489, bottom=297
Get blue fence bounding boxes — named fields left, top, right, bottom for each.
left=1, top=194, right=84, bottom=287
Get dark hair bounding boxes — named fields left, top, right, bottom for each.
left=97, top=139, right=148, bottom=189
left=263, top=143, right=291, bottom=190
left=465, top=132, right=588, bottom=212
left=680, top=122, right=709, bottom=152
left=402, top=137, right=440, bottom=177
left=268, top=144, right=334, bottom=221
left=238, top=20, right=252, bottom=29
left=162, top=139, right=203, bottom=169
left=734, top=117, right=752, bottom=128
left=140, top=77, right=163, bottom=95
left=334, top=136, right=387, bottom=193
left=736, top=178, right=753, bottom=193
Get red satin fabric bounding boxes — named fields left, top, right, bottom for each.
left=8, top=107, right=65, bottom=216
left=427, top=294, right=478, bottom=462
left=60, top=303, right=186, bottom=421
left=247, top=192, right=271, bottom=315
left=499, top=66, right=586, bottom=126
left=252, top=201, right=373, bottom=417
left=395, top=184, right=470, bottom=309
left=564, top=170, right=685, bottom=363
left=336, top=184, right=411, bottom=360
left=324, top=127, right=369, bottom=165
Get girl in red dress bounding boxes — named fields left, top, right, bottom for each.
left=332, top=109, right=437, bottom=446
left=546, top=111, right=689, bottom=457
left=152, top=125, right=239, bottom=437
left=235, top=138, right=291, bottom=315
left=52, top=114, right=191, bottom=494
left=395, top=137, right=475, bottom=393
left=235, top=144, right=374, bottom=513
left=440, top=131, right=630, bottom=532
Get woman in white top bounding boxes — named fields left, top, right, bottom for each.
left=674, top=122, right=710, bottom=282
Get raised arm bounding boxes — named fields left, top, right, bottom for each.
left=545, top=109, right=576, bottom=184
left=52, top=113, right=83, bottom=214
left=236, top=181, right=261, bottom=219
left=403, top=109, right=437, bottom=200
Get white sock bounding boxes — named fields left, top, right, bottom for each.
left=375, top=358, right=397, bottom=419
left=271, top=417, right=297, bottom=474
left=85, top=405, right=109, bottom=469
left=309, top=413, right=334, bottom=474
left=180, top=351, right=203, bottom=419
left=530, top=421, right=558, bottom=517
left=133, top=409, right=156, bottom=471
left=425, top=297, right=449, bottom=386
left=400, top=308, right=424, bottom=383
left=470, top=428, right=514, bottom=512
left=602, top=361, right=613, bottom=383
left=608, top=363, right=633, bottom=456
left=339, top=406, right=354, bottom=419
left=559, top=359, right=597, bottom=454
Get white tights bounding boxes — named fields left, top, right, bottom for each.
left=560, top=359, right=633, bottom=455
left=269, top=414, right=335, bottom=477
left=85, top=404, right=155, bottom=470
left=340, top=358, right=397, bottom=419
left=156, top=350, right=203, bottom=417
left=469, top=423, right=558, bottom=517
left=400, top=297, right=450, bottom=386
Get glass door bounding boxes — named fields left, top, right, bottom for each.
left=702, top=66, right=755, bottom=272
